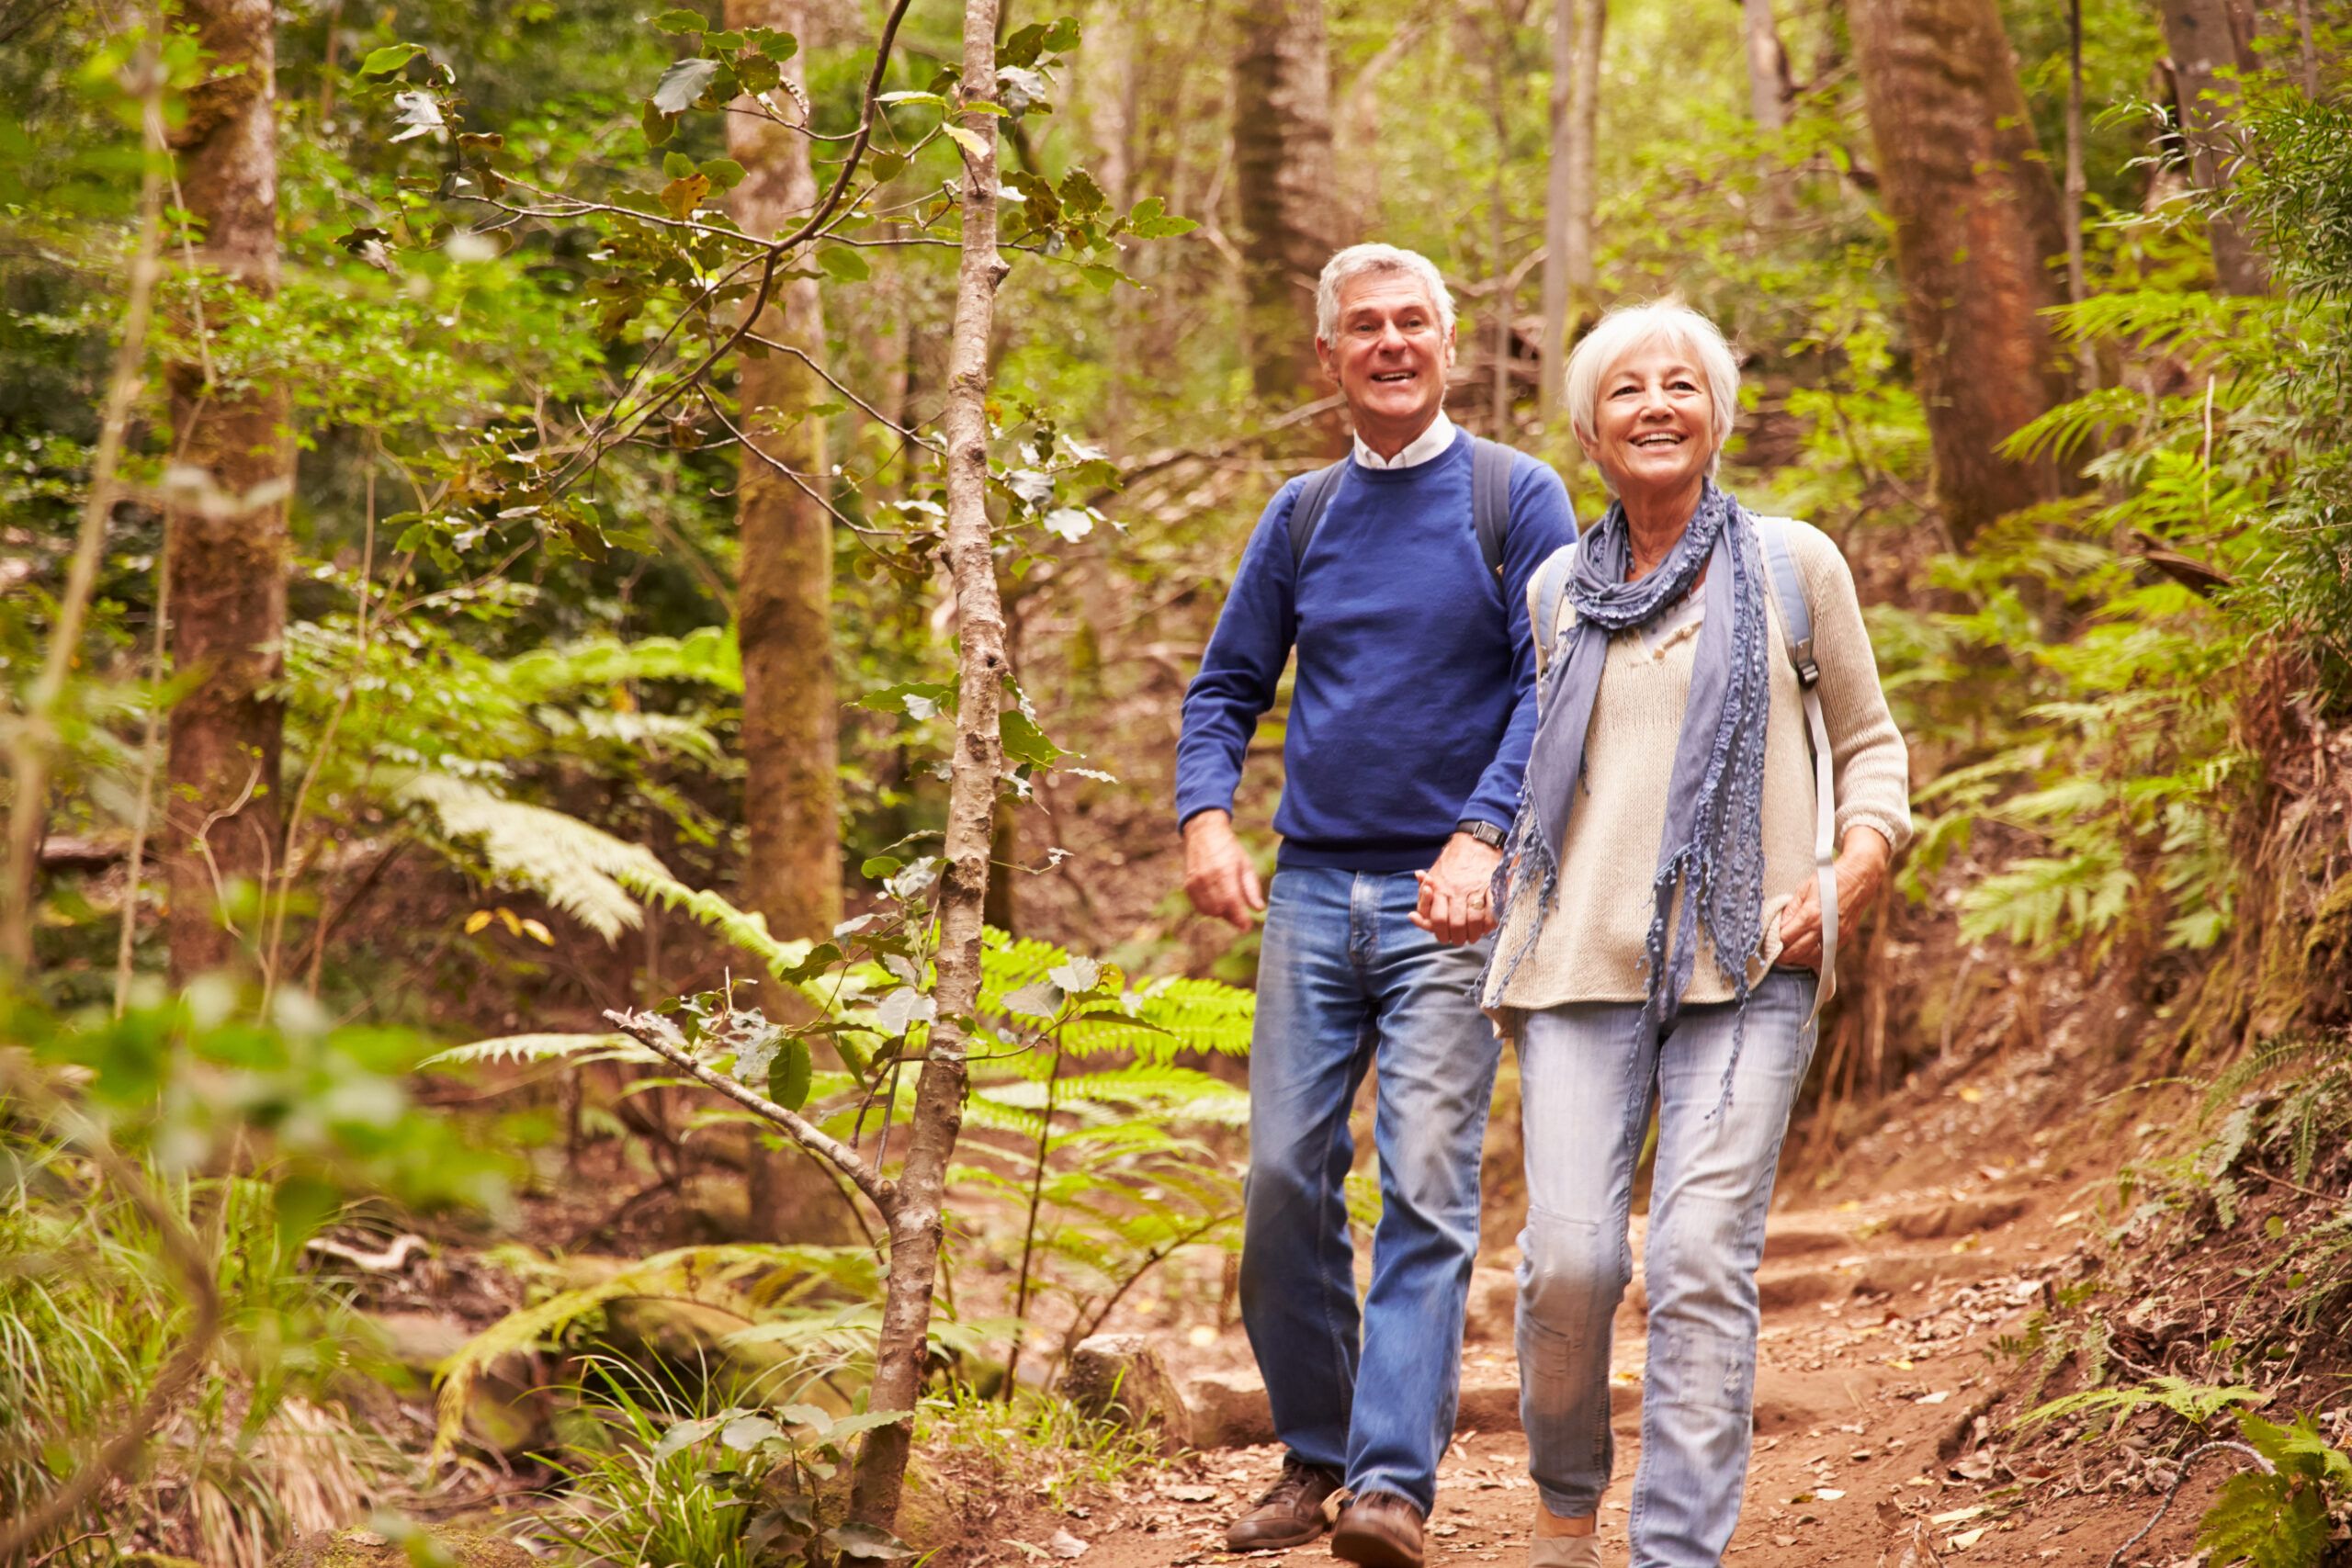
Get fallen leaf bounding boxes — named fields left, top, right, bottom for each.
left=1048, top=1529, right=1089, bottom=1559
left=1817, top=1488, right=1847, bottom=1501
left=1916, top=1390, right=1951, bottom=1405
left=1947, top=1527, right=1986, bottom=1549
left=1165, top=1485, right=1218, bottom=1504
left=1929, top=1506, right=1986, bottom=1525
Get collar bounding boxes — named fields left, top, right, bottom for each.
left=1352, top=410, right=1455, bottom=470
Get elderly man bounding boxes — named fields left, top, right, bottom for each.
left=1175, top=243, right=1576, bottom=1568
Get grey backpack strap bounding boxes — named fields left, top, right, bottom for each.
left=1528, top=540, right=1579, bottom=680
left=1758, top=516, right=1838, bottom=1022
left=1471, top=437, right=1513, bottom=578
left=1285, top=460, right=1351, bottom=570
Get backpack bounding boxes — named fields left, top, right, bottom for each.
left=1524, top=516, right=1841, bottom=1021
left=1287, top=435, right=1518, bottom=577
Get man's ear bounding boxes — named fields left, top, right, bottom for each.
left=1314, top=334, right=1338, bottom=381
left=1440, top=325, right=1457, bottom=369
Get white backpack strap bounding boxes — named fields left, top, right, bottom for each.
left=1758, top=517, right=1838, bottom=1022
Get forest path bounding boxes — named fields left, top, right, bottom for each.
left=1072, top=1165, right=2196, bottom=1568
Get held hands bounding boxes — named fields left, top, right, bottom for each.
left=1775, top=826, right=1893, bottom=971
left=1411, top=832, right=1505, bottom=946
left=1182, top=811, right=1265, bottom=931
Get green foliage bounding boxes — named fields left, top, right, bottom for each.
left=2018, top=1374, right=2265, bottom=1437
left=2199, top=1413, right=2352, bottom=1568
left=530, top=1359, right=910, bottom=1568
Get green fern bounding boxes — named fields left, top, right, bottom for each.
left=2018, top=1374, right=2263, bottom=1436
left=2199, top=1412, right=2352, bottom=1568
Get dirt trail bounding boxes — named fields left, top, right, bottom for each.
left=1070, top=1160, right=2201, bottom=1568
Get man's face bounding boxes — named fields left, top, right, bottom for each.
left=1316, top=272, right=1454, bottom=442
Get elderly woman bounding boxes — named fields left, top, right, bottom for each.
left=1482, top=301, right=1912, bottom=1568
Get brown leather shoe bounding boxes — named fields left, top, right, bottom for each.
left=1331, top=1491, right=1425, bottom=1568
left=1225, top=1457, right=1345, bottom=1551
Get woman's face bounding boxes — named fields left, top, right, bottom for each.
left=1585, top=342, right=1717, bottom=505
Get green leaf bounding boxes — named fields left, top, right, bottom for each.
left=699, top=156, right=746, bottom=190
left=942, top=123, right=989, bottom=160
left=1000, top=709, right=1063, bottom=767
left=358, top=42, right=426, bottom=77
left=651, top=56, right=720, bottom=114
left=876, top=90, right=948, bottom=107
left=768, top=1038, right=812, bottom=1111
left=861, top=855, right=903, bottom=880
left=1124, top=195, right=1198, bottom=239
left=650, top=7, right=707, bottom=31
left=870, top=151, right=907, bottom=181
left=663, top=150, right=697, bottom=177
left=734, top=52, right=780, bottom=95
left=1057, top=168, right=1106, bottom=219
left=743, top=26, right=797, bottom=60
left=817, top=246, right=872, bottom=282
left=720, top=1413, right=782, bottom=1450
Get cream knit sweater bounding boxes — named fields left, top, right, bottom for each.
left=1483, top=517, right=1913, bottom=1011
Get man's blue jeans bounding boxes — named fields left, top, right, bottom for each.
left=1515, top=969, right=1818, bottom=1567
left=1238, top=865, right=1500, bottom=1514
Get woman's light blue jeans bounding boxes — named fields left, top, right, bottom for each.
left=1516, top=969, right=1818, bottom=1566
left=1239, top=866, right=1501, bottom=1515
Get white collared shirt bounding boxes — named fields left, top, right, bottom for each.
left=1352, top=409, right=1455, bottom=470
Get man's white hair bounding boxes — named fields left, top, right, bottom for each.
left=1315, top=243, right=1456, bottom=344
left=1561, top=299, right=1742, bottom=479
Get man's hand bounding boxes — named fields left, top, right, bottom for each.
left=1412, top=831, right=1504, bottom=945
left=1776, top=826, right=1892, bottom=970
left=1183, top=811, right=1265, bottom=931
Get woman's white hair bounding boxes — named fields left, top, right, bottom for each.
left=1562, top=299, right=1742, bottom=479
left=1315, top=243, right=1456, bottom=344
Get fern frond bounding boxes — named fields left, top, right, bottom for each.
left=420, top=1032, right=659, bottom=1069
left=403, top=773, right=666, bottom=942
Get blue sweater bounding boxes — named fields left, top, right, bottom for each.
left=1175, top=431, right=1577, bottom=872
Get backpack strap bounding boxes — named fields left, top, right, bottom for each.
left=1471, top=436, right=1513, bottom=578
left=1757, top=516, right=1838, bottom=1023
left=1527, top=539, right=1579, bottom=681
left=1285, top=460, right=1351, bottom=570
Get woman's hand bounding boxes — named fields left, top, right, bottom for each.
left=1776, top=826, right=1892, bottom=970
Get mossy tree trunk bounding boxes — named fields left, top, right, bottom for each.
left=2158, top=0, right=2271, bottom=295
left=729, top=0, right=857, bottom=1246
left=1539, top=0, right=1604, bottom=428
left=1850, top=0, right=2074, bottom=543
left=164, top=0, right=290, bottom=983
left=1233, top=0, right=1340, bottom=401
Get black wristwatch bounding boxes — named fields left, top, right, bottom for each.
left=1456, top=819, right=1508, bottom=851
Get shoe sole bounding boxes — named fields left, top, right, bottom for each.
left=1225, top=1523, right=1329, bottom=1553
left=1329, top=1523, right=1423, bottom=1568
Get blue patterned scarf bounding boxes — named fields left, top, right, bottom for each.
left=1488, top=480, right=1773, bottom=1071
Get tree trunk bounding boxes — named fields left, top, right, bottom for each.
left=164, top=0, right=290, bottom=984
left=1850, top=0, right=2073, bottom=543
left=1488, top=5, right=1515, bottom=436
left=2158, top=0, right=2271, bottom=294
left=848, top=0, right=1005, bottom=1526
left=1539, top=0, right=1604, bottom=426
left=727, top=0, right=858, bottom=1247
left=1234, top=0, right=1340, bottom=401
left=1741, top=0, right=1794, bottom=217
left=1741, top=0, right=1792, bottom=134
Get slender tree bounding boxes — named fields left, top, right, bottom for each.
left=1538, top=0, right=1603, bottom=426
left=2159, top=0, right=2271, bottom=294
left=1233, top=0, right=1340, bottom=401
left=163, top=0, right=291, bottom=982
left=847, top=0, right=1006, bottom=1524
left=1740, top=0, right=1795, bottom=217
left=1850, top=0, right=2073, bottom=542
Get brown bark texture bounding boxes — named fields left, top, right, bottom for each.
left=164, top=0, right=290, bottom=984
left=849, top=0, right=1006, bottom=1527
left=1233, top=0, right=1341, bottom=400
left=1539, top=0, right=1604, bottom=423
left=727, top=0, right=858, bottom=1248
left=1742, top=0, right=1793, bottom=133
left=1850, top=0, right=2074, bottom=543
left=2158, top=0, right=2272, bottom=294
